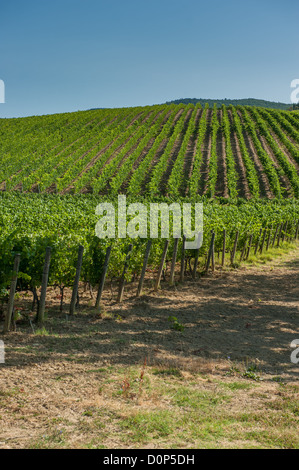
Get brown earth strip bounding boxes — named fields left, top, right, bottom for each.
left=118, top=135, right=159, bottom=194
left=282, top=131, right=299, bottom=148
left=198, top=109, right=212, bottom=195
left=181, top=108, right=202, bottom=196
left=242, top=132, right=274, bottom=199
left=268, top=130, right=299, bottom=174
left=138, top=139, right=169, bottom=195
left=119, top=109, right=177, bottom=194
left=258, top=135, right=293, bottom=198
left=160, top=108, right=194, bottom=196
left=98, top=110, right=174, bottom=195
left=227, top=110, right=251, bottom=199
left=214, top=110, right=229, bottom=198
left=237, top=110, right=274, bottom=199
left=133, top=107, right=185, bottom=195
left=231, top=131, right=251, bottom=199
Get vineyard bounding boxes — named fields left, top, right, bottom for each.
left=1, top=103, right=299, bottom=326
left=1, top=103, right=299, bottom=198
left=1, top=103, right=299, bottom=449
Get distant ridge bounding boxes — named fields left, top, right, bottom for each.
left=165, top=98, right=292, bottom=110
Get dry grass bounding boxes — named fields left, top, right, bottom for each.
left=0, top=245, right=298, bottom=449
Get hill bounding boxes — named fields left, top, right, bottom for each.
left=165, top=98, right=292, bottom=110
left=0, top=102, right=299, bottom=199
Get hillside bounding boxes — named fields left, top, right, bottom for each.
left=1, top=103, right=299, bottom=199
left=165, top=98, right=292, bottom=110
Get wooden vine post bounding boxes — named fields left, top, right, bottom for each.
left=231, top=231, right=239, bottom=265
left=290, top=219, right=296, bottom=242
left=254, top=228, right=262, bottom=255
left=272, top=224, right=279, bottom=247
left=246, top=234, right=253, bottom=260
left=69, top=245, right=84, bottom=315
left=37, top=247, right=52, bottom=325
left=221, top=229, right=226, bottom=267
left=170, top=238, right=179, bottom=285
left=3, top=253, right=21, bottom=334
left=277, top=223, right=283, bottom=247
left=179, top=236, right=186, bottom=283
left=95, top=245, right=112, bottom=308
left=117, top=244, right=133, bottom=303
left=154, top=240, right=169, bottom=292
left=192, top=232, right=202, bottom=279
left=260, top=228, right=267, bottom=254
left=211, top=231, right=215, bottom=271
left=240, top=235, right=248, bottom=262
left=281, top=221, right=288, bottom=243
left=205, top=231, right=215, bottom=273
left=137, top=240, right=152, bottom=297
left=266, top=224, right=273, bottom=251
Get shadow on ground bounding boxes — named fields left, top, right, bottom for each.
left=1, top=255, right=298, bottom=381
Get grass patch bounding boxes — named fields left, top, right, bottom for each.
left=170, top=386, right=229, bottom=409
left=245, top=242, right=297, bottom=266
left=153, top=367, right=183, bottom=378
left=13, top=365, right=299, bottom=449
left=220, top=381, right=255, bottom=391
left=34, top=327, right=50, bottom=336
left=29, top=429, right=67, bottom=449
left=120, top=410, right=174, bottom=443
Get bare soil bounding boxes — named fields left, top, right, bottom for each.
left=258, top=135, right=292, bottom=197
left=242, top=129, right=274, bottom=199
left=0, top=247, right=298, bottom=448
left=160, top=108, right=193, bottom=195
left=227, top=110, right=251, bottom=199
left=183, top=108, right=202, bottom=196
left=215, top=110, right=229, bottom=198
left=199, top=109, right=212, bottom=195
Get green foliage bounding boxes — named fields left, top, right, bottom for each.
left=205, top=103, right=219, bottom=198
left=188, top=103, right=209, bottom=197
left=242, top=365, right=261, bottom=381
left=168, top=316, right=185, bottom=332
left=165, top=98, right=291, bottom=110
left=0, top=103, right=299, bottom=201
left=0, top=193, right=298, bottom=294
left=1, top=102, right=299, bottom=297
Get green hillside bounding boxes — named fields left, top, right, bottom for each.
left=1, top=102, right=299, bottom=198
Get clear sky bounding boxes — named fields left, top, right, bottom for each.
left=0, top=0, right=298, bottom=118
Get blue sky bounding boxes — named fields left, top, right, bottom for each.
left=0, top=0, right=298, bottom=117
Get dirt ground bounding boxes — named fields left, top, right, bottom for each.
left=0, top=246, right=298, bottom=448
